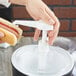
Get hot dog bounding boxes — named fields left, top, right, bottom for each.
left=0, top=18, right=23, bottom=46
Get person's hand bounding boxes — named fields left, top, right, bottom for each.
left=26, top=0, right=60, bottom=45
left=0, top=32, right=4, bottom=43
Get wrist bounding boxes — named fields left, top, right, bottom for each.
left=25, top=0, right=42, bottom=6
left=9, top=0, right=28, bottom=6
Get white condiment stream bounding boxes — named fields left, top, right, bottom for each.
left=13, top=20, right=53, bottom=71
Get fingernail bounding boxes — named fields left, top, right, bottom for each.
left=0, top=33, right=4, bottom=37
left=49, top=19, right=55, bottom=25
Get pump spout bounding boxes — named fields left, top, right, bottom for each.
left=38, top=30, right=54, bottom=71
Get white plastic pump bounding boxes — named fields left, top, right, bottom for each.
left=12, top=20, right=75, bottom=76
left=13, top=20, right=53, bottom=71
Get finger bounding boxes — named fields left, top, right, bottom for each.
left=48, top=30, right=54, bottom=37
left=48, top=27, right=59, bottom=45
left=34, top=29, right=41, bottom=41
left=48, top=29, right=57, bottom=37
left=41, top=1, right=56, bottom=20
left=0, top=32, right=4, bottom=38
left=45, top=6, right=58, bottom=25
left=48, top=31, right=55, bottom=45
left=39, top=8, right=55, bottom=25
left=45, top=7, right=57, bottom=22
left=48, top=34, right=56, bottom=45
left=45, top=7, right=60, bottom=28
left=48, top=20, right=60, bottom=38
left=48, top=36, right=55, bottom=45
left=48, top=31, right=58, bottom=45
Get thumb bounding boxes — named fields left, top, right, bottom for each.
left=0, top=32, right=4, bottom=38
left=34, top=29, right=41, bottom=41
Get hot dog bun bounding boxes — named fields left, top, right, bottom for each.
left=0, top=18, right=23, bottom=46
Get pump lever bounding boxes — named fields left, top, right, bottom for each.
left=13, top=20, right=53, bottom=31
